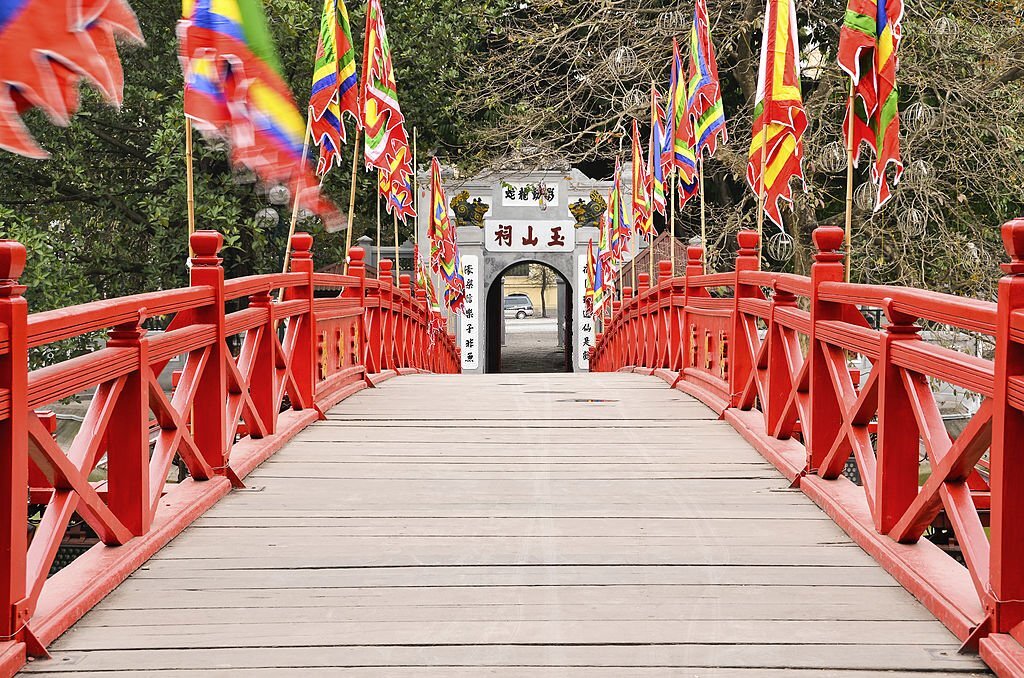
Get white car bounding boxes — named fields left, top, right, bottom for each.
left=504, top=294, right=535, bottom=319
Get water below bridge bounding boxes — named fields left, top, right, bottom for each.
left=21, top=373, right=989, bottom=676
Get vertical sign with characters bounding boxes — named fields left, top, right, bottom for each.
left=460, top=255, right=480, bottom=370
left=575, top=254, right=595, bottom=371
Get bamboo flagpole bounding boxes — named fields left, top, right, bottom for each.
left=699, top=156, right=707, bottom=268
left=375, top=171, right=382, bottom=270
left=843, top=81, right=856, bottom=283
left=343, top=126, right=362, bottom=275
left=756, top=124, right=768, bottom=268
left=185, top=118, right=196, bottom=258
left=393, top=211, right=400, bottom=282
left=278, top=117, right=314, bottom=301
left=413, top=128, right=418, bottom=253
left=670, top=169, right=676, bottom=275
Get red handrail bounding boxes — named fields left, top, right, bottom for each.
left=0, top=230, right=459, bottom=673
left=592, top=221, right=1024, bottom=671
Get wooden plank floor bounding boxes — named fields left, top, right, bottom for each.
left=21, top=373, right=990, bottom=676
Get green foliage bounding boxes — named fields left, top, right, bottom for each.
left=0, top=0, right=502, bottom=312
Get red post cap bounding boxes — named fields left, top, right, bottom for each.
left=638, top=272, right=650, bottom=290
left=291, top=232, right=314, bottom=260
left=1001, top=218, right=1024, bottom=274
left=658, top=260, right=673, bottom=281
left=190, top=230, right=223, bottom=266
left=812, top=226, right=845, bottom=264
left=0, top=240, right=27, bottom=283
left=623, top=287, right=633, bottom=300
left=737, top=230, right=759, bottom=255
left=349, top=246, right=365, bottom=264
left=687, top=245, right=703, bottom=265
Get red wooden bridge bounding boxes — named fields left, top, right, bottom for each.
left=0, top=224, right=1022, bottom=675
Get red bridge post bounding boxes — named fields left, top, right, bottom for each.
left=344, top=247, right=367, bottom=375
left=729, top=231, right=759, bottom=409
left=682, top=245, right=705, bottom=373
left=286, top=233, right=316, bottom=410
left=991, top=219, right=1024, bottom=634
left=807, top=226, right=846, bottom=473
left=0, top=240, right=28, bottom=642
left=658, top=260, right=673, bottom=368
left=189, top=231, right=229, bottom=473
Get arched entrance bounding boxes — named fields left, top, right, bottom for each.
left=485, top=261, right=573, bottom=373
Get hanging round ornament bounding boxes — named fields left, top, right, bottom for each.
left=608, top=46, right=639, bottom=77
left=897, top=207, right=927, bottom=237
left=818, top=141, right=848, bottom=174
left=902, top=102, right=936, bottom=133
left=622, top=85, right=646, bottom=112
left=268, top=184, right=291, bottom=206
left=766, top=230, right=794, bottom=262
left=932, top=17, right=959, bottom=48
left=854, top=182, right=877, bottom=211
left=254, top=208, right=280, bottom=229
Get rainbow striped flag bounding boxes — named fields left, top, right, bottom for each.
left=179, top=0, right=340, bottom=225
left=631, top=120, right=653, bottom=240
left=0, top=0, right=142, bottom=158
left=687, top=0, right=727, bottom=159
left=428, top=158, right=465, bottom=314
left=309, top=0, right=359, bottom=177
left=608, top=158, right=631, bottom=262
left=362, top=0, right=415, bottom=222
left=838, top=0, right=903, bottom=209
left=745, top=0, right=807, bottom=228
left=665, top=38, right=698, bottom=209
left=648, top=86, right=667, bottom=218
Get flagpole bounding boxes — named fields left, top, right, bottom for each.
left=843, top=81, right=856, bottom=283
left=279, top=117, right=314, bottom=302
left=413, top=127, right=418, bottom=253
left=375, top=171, right=382, bottom=271
left=699, top=156, right=707, bottom=269
left=756, top=124, right=768, bottom=269
left=185, top=118, right=196, bottom=258
left=343, top=125, right=362, bottom=275
left=649, top=234, right=654, bottom=280
left=670, top=169, right=676, bottom=275
left=631, top=223, right=637, bottom=292
left=393, top=212, right=400, bottom=283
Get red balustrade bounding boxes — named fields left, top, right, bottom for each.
left=0, top=231, right=458, bottom=675
left=592, top=222, right=1024, bottom=674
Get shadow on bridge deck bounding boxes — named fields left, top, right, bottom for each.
left=20, top=373, right=989, bottom=676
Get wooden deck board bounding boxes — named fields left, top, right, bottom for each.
left=20, top=373, right=990, bottom=675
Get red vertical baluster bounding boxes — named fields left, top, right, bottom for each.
left=378, top=261, right=394, bottom=371
left=344, top=247, right=368, bottom=375
left=248, top=287, right=276, bottom=437
left=0, top=240, right=28, bottom=641
left=729, top=231, right=760, bottom=409
left=684, top=246, right=705, bottom=374
left=105, top=321, right=150, bottom=536
left=765, top=287, right=797, bottom=438
left=189, top=231, right=228, bottom=473
left=990, top=218, right=1024, bottom=635
left=807, top=226, right=846, bottom=472
left=622, top=287, right=633, bottom=366
left=637, top=273, right=650, bottom=369
left=400, top=274, right=412, bottom=369
left=286, top=233, right=316, bottom=410
left=658, top=261, right=673, bottom=369
left=415, top=288, right=428, bottom=370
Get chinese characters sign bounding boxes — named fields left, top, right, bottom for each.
left=485, top=220, right=575, bottom=253
left=500, top=181, right=559, bottom=208
left=460, top=255, right=480, bottom=370
left=575, top=254, right=595, bottom=371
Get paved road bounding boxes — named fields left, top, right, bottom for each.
left=21, top=373, right=989, bottom=676
left=501, top=318, right=567, bottom=373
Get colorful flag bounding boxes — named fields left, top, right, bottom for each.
left=648, top=86, right=667, bottom=219
left=838, top=0, right=904, bottom=209
left=631, top=121, right=653, bottom=241
left=179, top=0, right=340, bottom=225
left=594, top=215, right=609, bottom=310
left=745, top=0, right=808, bottom=228
left=428, top=158, right=465, bottom=314
left=687, top=0, right=728, bottom=159
left=309, top=0, right=359, bottom=176
left=608, top=159, right=630, bottom=262
left=362, top=0, right=415, bottom=222
left=0, top=0, right=142, bottom=158
left=668, top=39, right=699, bottom=187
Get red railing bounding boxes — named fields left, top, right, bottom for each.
left=592, top=223, right=1024, bottom=675
left=0, top=230, right=458, bottom=674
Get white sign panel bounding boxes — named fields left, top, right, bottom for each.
left=500, top=181, right=559, bottom=207
left=484, top=220, right=575, bottom=253
left=576, top=254, right=596, bottom=371
left=460, top=255, right=480, bottom=370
